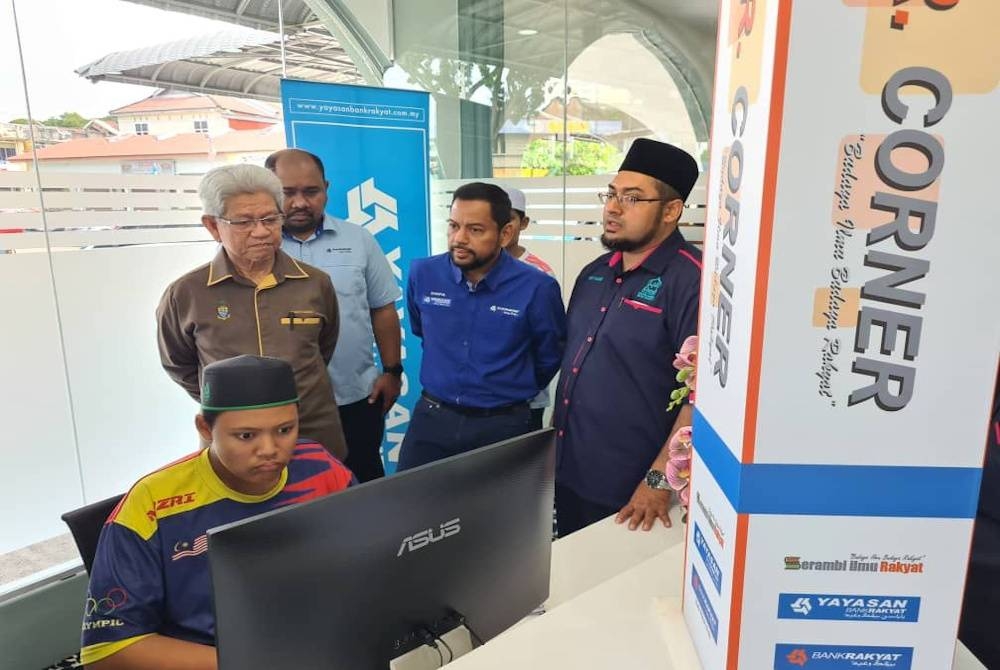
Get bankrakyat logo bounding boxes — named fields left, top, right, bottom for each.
left=775, top=643, right=913, bottom=669
left=778, top=593, right=920, bottom=623
left=691, top=565, right=719, bottom=643
left=397, top=518, right=461, bottom=557
left=782, top=552, right=924, bottom=575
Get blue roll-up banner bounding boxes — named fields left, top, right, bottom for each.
left=280, top=79, right=431, bottom=474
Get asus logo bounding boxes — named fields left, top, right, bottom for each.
left=397, top=518, right=461, bottom=556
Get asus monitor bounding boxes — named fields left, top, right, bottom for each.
left=208, top=427, right=555, bottom=669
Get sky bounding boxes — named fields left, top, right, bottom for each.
left=2, top=0, right=237, bottom=122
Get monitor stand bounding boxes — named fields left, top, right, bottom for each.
left=389, top=625, right=474, bottom=669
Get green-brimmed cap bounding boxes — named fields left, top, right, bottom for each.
left=200, top=355, right=299, bottom=412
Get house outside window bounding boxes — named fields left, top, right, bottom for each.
left=194, top=120, right=208, bottom=134
left=134, top=122, right=149, bottom=135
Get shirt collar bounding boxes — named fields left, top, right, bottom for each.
left=196, top=447, right=288, bottom=504
left=281, top=213, right=339, bottom=243
left=207, top=247, right=310, bottom=286
left=448, top=248, right=512, bottom=290
left=608, top=228, right=685, bottom=275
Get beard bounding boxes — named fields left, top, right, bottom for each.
left=600, top=227, right=659, bottom=252
left=450, top=246, right=499, bottom=273
left=282, top=208, right=323, bottom=237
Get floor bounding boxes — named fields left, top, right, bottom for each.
left=0, top=533, right=78, bottom=588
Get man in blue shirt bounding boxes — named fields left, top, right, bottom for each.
left=268, top=149, right=402, bottom=482
left=553, top=139, right=702, bottom=536
left=398, top=182, right=566, bottom=470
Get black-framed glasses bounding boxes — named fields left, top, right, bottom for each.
left=597, top=191, right=669, bottom=209
left=597, top=192, right=669, bottom=209
left=216, top=213, right=285, bottom=229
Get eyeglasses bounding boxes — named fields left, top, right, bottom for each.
left=216, top=213, right=285, bottom=229
left=597, top=192, right=670, bottom=209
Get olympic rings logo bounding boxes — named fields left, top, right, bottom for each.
left=85, top=587, right=127, bottom=617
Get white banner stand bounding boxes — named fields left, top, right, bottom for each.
left=683, top=2, right=1000, bottom=669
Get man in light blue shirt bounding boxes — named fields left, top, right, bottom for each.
left=268, top=149, right=402, bottom=482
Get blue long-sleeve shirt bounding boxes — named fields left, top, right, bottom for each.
left=407, top=250, right=566, bottom=408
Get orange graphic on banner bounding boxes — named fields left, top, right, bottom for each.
left=847, top=1, right=999, bottom=94
left=812, top=287, right=861, bottom=328
left=728, top=0, right=768, bottom=103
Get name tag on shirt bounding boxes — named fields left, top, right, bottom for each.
left=280, top=311, right=325, bottom=327
left=422, top=292, right=452, bottom=308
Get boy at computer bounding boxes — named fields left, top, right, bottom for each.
left=81, top=355, right=354, bottom=670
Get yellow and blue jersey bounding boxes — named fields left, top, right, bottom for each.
left=80, top=441, right=354, bottom=665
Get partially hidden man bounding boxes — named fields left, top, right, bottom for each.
left=81, top=355, right=354, bottom=670
left=157, top=164, right=348, bottom=459
left=553, top=139, right=702, bottom=536
left=268, top=148, right=403, bottom=482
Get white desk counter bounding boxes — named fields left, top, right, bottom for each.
left=449, top=517, right=986, bottom=670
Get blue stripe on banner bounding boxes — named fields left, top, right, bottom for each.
left=692, top=409, right=743, bottom=510
left=691, top=408, right=981, bottom=519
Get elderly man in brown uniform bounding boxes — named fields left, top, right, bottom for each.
left=156, top=164, right=348, bottom=459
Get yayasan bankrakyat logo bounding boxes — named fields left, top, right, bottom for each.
left=778, top=592, right=921, bottom=623
left=783, top=552, right=924, bottom=575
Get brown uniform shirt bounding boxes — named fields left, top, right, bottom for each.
left=156, top=248, right=348, bottom=458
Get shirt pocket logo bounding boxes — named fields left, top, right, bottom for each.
left=489, top=304, right=521, bottom=317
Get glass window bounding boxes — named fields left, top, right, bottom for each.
left=1, top=0, right=710, bottom=593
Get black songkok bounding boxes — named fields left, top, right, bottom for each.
left=200, top=355, right=299, bottom=412
left=618, top=138, right=699, bottom=201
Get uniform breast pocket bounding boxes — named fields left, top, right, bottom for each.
left=277, top=310, right=326, bottom=358
left=614, top=298, right=667, bottom=346
left=621, top=298, right=663, bottom=315
left=328, top=265, right=365, bottom=300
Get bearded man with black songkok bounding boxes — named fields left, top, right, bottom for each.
left=553, top=139, right=703, bottom=536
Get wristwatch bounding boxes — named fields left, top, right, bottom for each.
left=644, top=469, right=671, bottom=491
left=383, top=363, right=404, bottom=377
